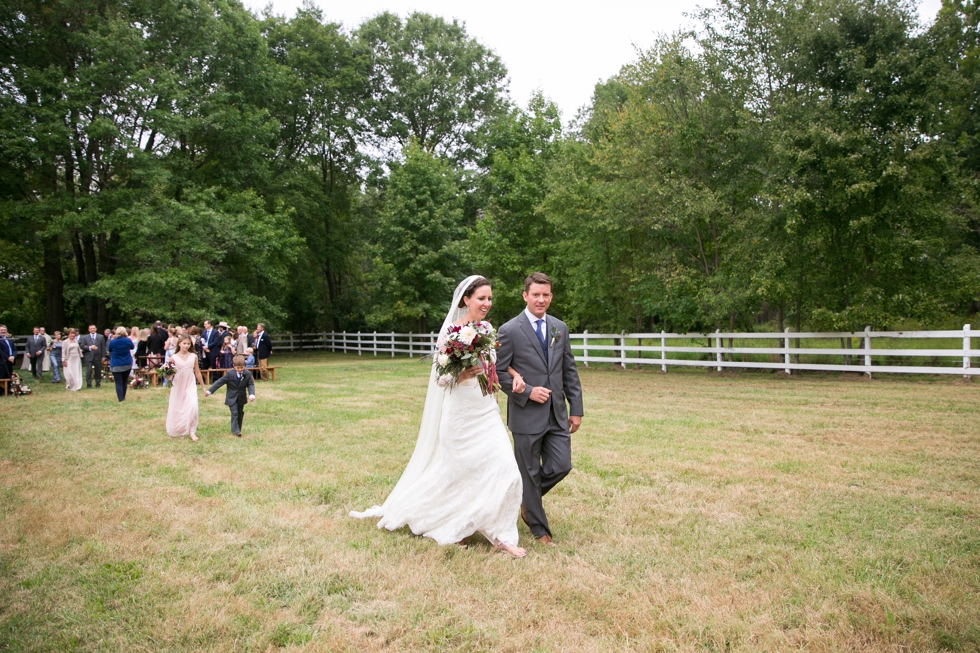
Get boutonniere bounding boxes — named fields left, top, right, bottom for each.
left=549, top=326, right=562, bottom=348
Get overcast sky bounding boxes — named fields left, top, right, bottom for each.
left=242, top=0, right=946, bottom=121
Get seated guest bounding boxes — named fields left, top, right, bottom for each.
left=244, top=347, right=256, bottom=368
left=146, top=324, right=167, bottom=369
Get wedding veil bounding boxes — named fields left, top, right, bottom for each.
left=349, top=275, right=483, bottom=520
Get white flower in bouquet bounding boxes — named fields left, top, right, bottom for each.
left=459, top=325, right=478, bottom=345
left=438, top=353, right=449, bottom=367
left=437, top=373, right=453, bottom=387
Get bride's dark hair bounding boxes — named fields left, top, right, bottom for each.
left=457, top=276, right=491, bottom=308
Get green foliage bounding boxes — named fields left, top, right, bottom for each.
left=366, top=143, right=468, bottom=332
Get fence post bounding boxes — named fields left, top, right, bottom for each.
left=864, top=326, right=872, bottom=378
left=715, top=329, right=722, bottom=372
left=582, top=329, right=588, bottom=367
left=620, top=331, right=627, bottom=369
left=661, top=330, right=667, bottom=373
left=373, top=331, right=377, bottom=357
left=783, top=327, right=791, bottom=375
left=342, top=330, right=347, bottom=354
left=389, top=332, right=394, bottom=358
left=409, top=333, right=413, bottom=359
left=964, top=323, right=971, bottom=379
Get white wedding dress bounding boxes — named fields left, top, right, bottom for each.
left=350, top=277, right=523, bottom=548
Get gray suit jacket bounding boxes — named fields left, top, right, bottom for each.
left=78, top=333, right=105, bottom=362
left=496, top=313, right=583, bottom=435
left=26, top=335, right=46, bottom=357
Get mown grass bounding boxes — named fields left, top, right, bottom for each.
left=1, top=353, right=978, bottom=652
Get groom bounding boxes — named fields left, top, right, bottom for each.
left=497, top=272, right=584, bottom=546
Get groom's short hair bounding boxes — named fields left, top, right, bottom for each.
left=523, top=272, right=552, bottom=293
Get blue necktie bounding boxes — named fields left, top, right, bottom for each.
left=536, top=319, right=548, bottom=362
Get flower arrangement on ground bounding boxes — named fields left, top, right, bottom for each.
left=9, top=373, right=32, bottom=396
left=129, top=374, right=148, bottom=390
left=433, top=321, right=501, bottom=396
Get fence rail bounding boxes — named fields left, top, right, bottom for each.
left=9, top=326, right=976, bottom=378
left=263, top=325, right=979, bottom=378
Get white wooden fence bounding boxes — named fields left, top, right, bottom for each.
left=268, top=325, right=980, bottom=378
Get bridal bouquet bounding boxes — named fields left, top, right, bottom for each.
left=161, top=359, right=176, bottom=379
left=433, top=321, right=501, bottom=396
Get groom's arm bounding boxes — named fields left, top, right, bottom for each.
left=562, top=325, right=584, bottom=418
left=496, top=324, right=531, bottom=407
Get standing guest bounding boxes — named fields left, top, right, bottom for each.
left=205, top=354, right=256, bottom=437
left=253, top=323, right=273, bottom=381
left=78, top=324, right=106, bottom=389
left=63, top=328, right=83, bottom=391
left=234, top=326, right=250, bottom=356
left=213, top=321, right=230, bottom=368
left=48, top=331, right=63, bottom=384
left=162, top=327, right=178, bottom=388
left=135, top=328, right=150, bottom=369
left=40, top=327, right=53, bottom=375
left=218, top=334, right=234, bottom=369
left=129, top=327, right=140, bottom=372
left=200, top=320, right=219, bottom=370
left=0, top=324, right=13, bottom=394
left=107, top=327, right=134, bottom=402
left=146, top=324, right=167, bottom=369
left=26, top=327, right=46, bottom=380
left=165, top=334, right=208, bottom=442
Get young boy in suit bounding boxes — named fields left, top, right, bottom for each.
left=205, top=355, right=255, bottom=437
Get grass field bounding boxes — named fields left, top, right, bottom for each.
left=1, top=353, right=978, bottom=652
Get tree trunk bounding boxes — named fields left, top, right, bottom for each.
left=43, top=236, right=65, bottom=330
left=82, top=233, right=99, bottom=327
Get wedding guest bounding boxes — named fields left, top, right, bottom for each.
left=213, top=321, right=230, bottom=367
left=0, top=324, right=13, bottom=395
left=40, top=327, right=52, bottom=375
left=218, top=334, right=234, bottom=369
left=205, top=354, right=256, bottom=437
left=162, top=327, right=178, bottom=388
left=200, top=320, right=219, bottom=370
left=253, top=323, right=273, bottom=381
left=26, top=327, right=46, bottom=380
left=234, top=325, right=250, bottom=356
left=146, top=324, right=167, bottom=370
left=49, top=331, right=63, bottom=384
left=78, top=324, right=106, bottom=389
left=165, top=334, right=208, bottom=442
left=63, top=328, right=83, bottom=391
left=107, top=327, right=134, bottom=402
left=126, top=326, right=138, bottom=372
left=135, top=328, right=150, bottom=369
left=244, top=347, right=256, bottom=368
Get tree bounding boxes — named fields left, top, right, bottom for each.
left=367, top=143, right=468, bottom=332
left=356, top=12, right=508, bottom=164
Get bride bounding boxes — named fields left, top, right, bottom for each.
left=350, top=275, right=527, bottom=558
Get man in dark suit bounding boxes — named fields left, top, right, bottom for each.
left=496, top=272, right=584, bottom=547
left=252, top=322, right=273, bottom=380
left=200, top=320, right=220, bottom=370
left=0, top=324, right=14, bottom=394
left=205, top=355, right=256, bottom=437
left=26, top=327, right=46, bottom=380
left=78, top=324, right=106, bottom=388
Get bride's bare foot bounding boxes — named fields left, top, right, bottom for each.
left=190, top=434, right=199, bottom=442
left=494, top=542, right=527, bottom=559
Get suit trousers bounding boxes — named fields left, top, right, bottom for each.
left=229, top=402, right=246, bottom=434
left=512, top=409, right=572, bottom=539
left=258, top=357, right=269, bottom=381
left=84, top=357, right=101, bottom=387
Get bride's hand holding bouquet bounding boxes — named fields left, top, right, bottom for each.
left=433, top=321, right=501, bottom=396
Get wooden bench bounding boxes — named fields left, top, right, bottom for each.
left=0, top=378, right=8, bottom=396
left=204, top=367, right=277, bottom=383
left=142, top=367, right=278, bottom=387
